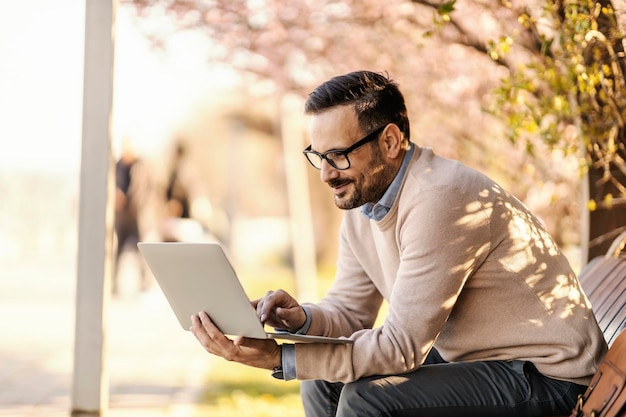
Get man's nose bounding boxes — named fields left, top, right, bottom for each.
left=320, top=159, right=339, bottom=183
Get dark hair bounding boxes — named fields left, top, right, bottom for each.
left=304, top=71, right=410, bottom=141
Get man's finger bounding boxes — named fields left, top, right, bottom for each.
left=234, top=336, right=260, bottom=347
left=257, top=293, right=275, bottom=323
left=195, top=312, right=225, bottom=341
left=190, top=314, right=199, bottom=330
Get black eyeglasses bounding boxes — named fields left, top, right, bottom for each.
left=303, top=125, right=387, bottom=170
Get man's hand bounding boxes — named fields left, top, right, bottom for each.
left=190, top=311, right=281, bottom=370
left=252, top=289, right=306, bottom=332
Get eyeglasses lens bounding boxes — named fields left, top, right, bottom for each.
left=306, top=153, right=323, bottom=169
left=306, top=152, right=350, bottom=170
left=327, top=153, right=349, bottom=169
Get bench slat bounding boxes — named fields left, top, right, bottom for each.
left=578, top=256, right=626, bottom=347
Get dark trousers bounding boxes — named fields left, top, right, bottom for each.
left=301, top=348, right=585, bottom=417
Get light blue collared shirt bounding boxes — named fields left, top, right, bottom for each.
left=361, top=142, right=415, bottom=221
left=280, top=143, right=415, bottom=380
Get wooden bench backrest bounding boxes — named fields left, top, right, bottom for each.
left=577, top=233, right=626, bottom=347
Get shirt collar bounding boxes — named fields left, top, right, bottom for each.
left=361, top=142, right=415, bottom=221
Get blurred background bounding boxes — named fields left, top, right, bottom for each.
left=2, top=0, right=625, bottom=416
left=3, top=0, right=604, bottom=272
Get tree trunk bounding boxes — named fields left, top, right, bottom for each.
left=587, top=161, right=626, bottom=260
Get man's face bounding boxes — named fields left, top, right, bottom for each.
left=308, top=106, right=397, bottom=210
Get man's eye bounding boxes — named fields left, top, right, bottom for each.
left=327, top=152, right=345, bottom=161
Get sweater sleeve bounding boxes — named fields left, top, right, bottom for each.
left=303, top=216, right=385, bottom=338
left=294, top=186, right=491, bottom=382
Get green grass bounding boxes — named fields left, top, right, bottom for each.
left=194, top=362, right=304, bottom=417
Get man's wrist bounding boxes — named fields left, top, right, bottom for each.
left=271, top=344, right=297, bottom=381
left=271, top=345, right=284, bottom=379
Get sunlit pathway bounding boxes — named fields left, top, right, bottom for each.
left=0, top=254, right=211, bottom=417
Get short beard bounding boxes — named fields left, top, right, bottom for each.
left=333, top=146, right=395, bottom=210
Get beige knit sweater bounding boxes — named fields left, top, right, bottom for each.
left=295, top=146, right=607, bottom=385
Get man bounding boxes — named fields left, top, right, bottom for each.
left=190, top=71, right=607, bottom=417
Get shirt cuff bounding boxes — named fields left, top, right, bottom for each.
left=277, top=307, right=309, bottom=382
left=295, top=306, right=312, bottom=334
left=281, top=343, right=297, bottom=381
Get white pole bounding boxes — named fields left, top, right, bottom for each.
left=71, top=1, right=117, bottom=416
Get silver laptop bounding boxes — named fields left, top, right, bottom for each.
left=137, top=242, right=352, bottom=344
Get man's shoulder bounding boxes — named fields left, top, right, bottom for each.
left=406, top=148, right=490, bottom=192
left=410, top=147, right=480, bottom=174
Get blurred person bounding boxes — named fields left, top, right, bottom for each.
left=114, top=138, right=157, bottom=295
left=165, top=141, right=192, bottom=220
left=161, top=140, right=225, bottom=243
left=189, top=71, right=607, bottom=417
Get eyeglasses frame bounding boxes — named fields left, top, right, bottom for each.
left=303, top=124, right=388, bottom=170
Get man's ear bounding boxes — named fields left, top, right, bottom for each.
left=381, top=124, right=404, bottom=159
